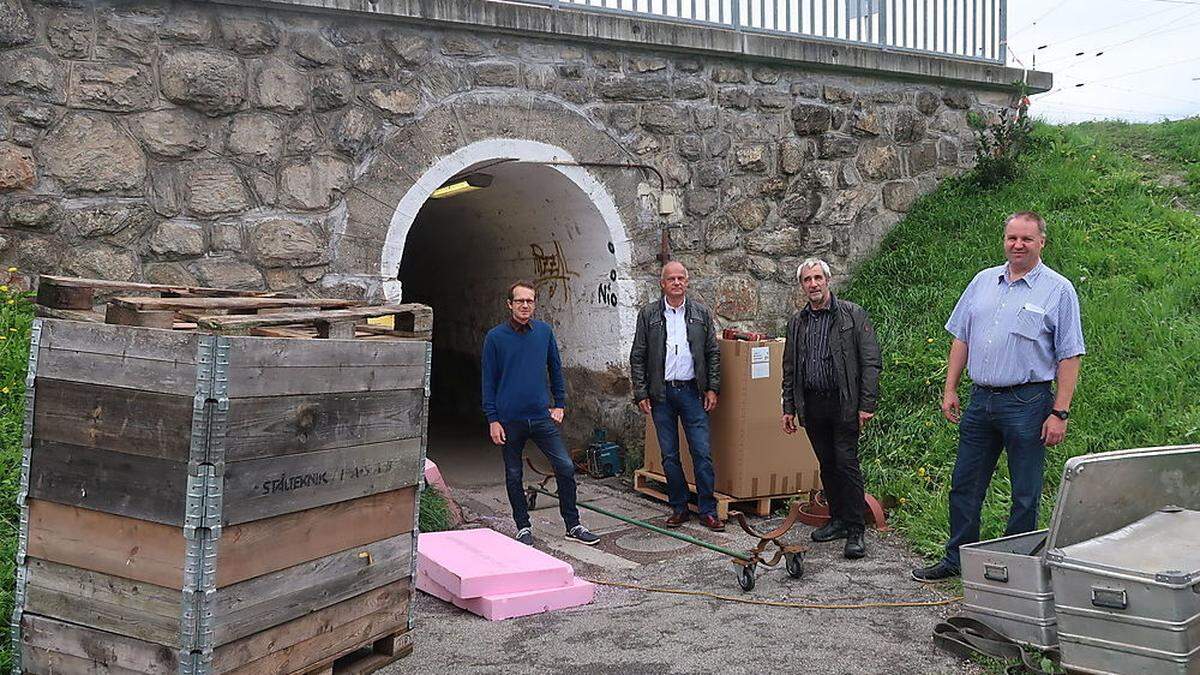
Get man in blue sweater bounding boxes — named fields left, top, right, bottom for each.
left=482, top=280, right=600, bottom=547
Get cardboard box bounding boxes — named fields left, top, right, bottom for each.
left=643, top=338, right=821, bottom=499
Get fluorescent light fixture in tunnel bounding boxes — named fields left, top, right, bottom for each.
left=430, top=173, right=493, bottom=199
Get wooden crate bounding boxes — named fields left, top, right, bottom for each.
left=633, top=469, right=800, bottom=520
left=12, top=286, right=432, bottom=673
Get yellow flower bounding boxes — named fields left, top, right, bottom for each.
left=7, top=327, right=15, bottom=332
left=0, top=335, right=7, bottom=340
left=0, top=285, right=7, bottom=292
left=6, top=267, right=15, bottom=273
left=5, top=299, right=12, bottom=305
left=1, top=387, right=8, bottom=394
left=899, top=497, right=908, bottom=505
left=917, top=467, right=927, bottom=477
left=926, top=337, right=934, bottom=343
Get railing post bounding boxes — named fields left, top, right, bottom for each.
left=998, top=0, right=1007, bottom=63
left=879, top=0, right=888, bottom=45
left=732, top=0, right=741, bottom=29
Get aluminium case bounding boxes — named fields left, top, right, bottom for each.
left=960, top=444, right=1200, bottom=650
left=1047, top=507, right=1200, bottom=675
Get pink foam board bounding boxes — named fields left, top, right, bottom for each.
left=417, top=569, right=595, bottom=621
left=417, top=528, right=574, bottom=598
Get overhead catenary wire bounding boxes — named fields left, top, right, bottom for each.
left=1036, top=7, right=1200, bottom=69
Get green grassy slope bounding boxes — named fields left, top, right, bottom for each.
left=843, top=121, right=1200, bottom=561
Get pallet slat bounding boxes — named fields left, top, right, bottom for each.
left=633, top=469, right=799, bottom=520
left=195, top=304, right=430, bottom=333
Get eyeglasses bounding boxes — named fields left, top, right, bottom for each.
left=510, top=299, right=536, bottom=305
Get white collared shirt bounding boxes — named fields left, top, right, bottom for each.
left=663, top=297, right=695, bottom=381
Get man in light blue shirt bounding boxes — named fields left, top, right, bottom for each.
left=914, top=211, right=1085, bottom=582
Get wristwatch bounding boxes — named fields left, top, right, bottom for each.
left=1050, top=409, right=1070, bottom=420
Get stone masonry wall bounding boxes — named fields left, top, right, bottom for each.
left=0, top=0, right=1012, bottom=443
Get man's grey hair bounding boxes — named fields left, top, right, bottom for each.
left=660, top=260, right=690, bottom=280
left=796, top=258, right=832, bottom=282
left=1005, top=211, right=1047, bottom=237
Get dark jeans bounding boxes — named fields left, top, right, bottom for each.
left=650, top=380, right=718, bottom=517
left=803, top=390, right=865, bottom=528
left=944, top=382, right=1052, bottom=568
left=501, top=418, right=580, bottom=531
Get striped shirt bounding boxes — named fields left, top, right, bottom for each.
left=946, top=261, right=1086, bottom=388
left=802, top=297, right=837, bottom=392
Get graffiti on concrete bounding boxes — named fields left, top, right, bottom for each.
left=530, top=240, right=577, bottom=302
left=596, top=268, right=619, bottom=307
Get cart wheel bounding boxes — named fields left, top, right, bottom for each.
left=785, top=553, right=805, bottom=579
left=737, top=565, right=756, bottom=592
left=526, top=490, right=538, bottom=510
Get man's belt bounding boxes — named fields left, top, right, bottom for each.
left=974, top=381, right=1051, bottom=394
left=664, top=379, right=695, bottom=388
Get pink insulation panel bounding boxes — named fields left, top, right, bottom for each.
left=417, top=568, right=595, bottom=621
left=417, top=528, right=573, bottom=597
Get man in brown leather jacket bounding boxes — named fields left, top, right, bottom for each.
left=781, top=258, right=882, bottom=558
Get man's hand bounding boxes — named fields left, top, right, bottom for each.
left=489, top=421, right=506, bottom=446
left=637, top=398, right=652, bottom=415
left=941, top=390, right=961, bottom=424
left=858, top=411, right=875, bottom=427
left=703, top=391, right=718, bottom=412
left=1042, top=415, right=1067, bottom=446
left=549, top=407, right=564, bottom=424
left=781, top=414, right=799, bottom=435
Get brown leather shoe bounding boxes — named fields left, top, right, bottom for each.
left=699, top=514, right=725, bottom=531
left=665, top=511, right=690, bottom=528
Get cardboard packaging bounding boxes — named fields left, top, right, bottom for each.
left=643, top=338, right=821, bottom=499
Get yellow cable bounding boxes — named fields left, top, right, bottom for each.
left=585, top=578, right=963, bottom=610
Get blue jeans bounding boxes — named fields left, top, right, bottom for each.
left=650, top=381, right=718, bottom=517
left=501, top=418, right=580, bottom=531
left=944, top=382, right=1052, bottom=568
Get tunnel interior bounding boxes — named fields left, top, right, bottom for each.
left=398, top=159, right=627, bottom=460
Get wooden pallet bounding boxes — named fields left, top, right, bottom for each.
left=32, top=275, right=431, bottom=342
left=305, top=628, right=412, bottom=675
left=633, top=469, right=800, bottom=520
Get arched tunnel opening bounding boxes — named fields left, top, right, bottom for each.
left=397, top=158, right=632, bottom=487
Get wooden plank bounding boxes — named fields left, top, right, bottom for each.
left=227, top=363, right=427, bottom=398
left=217, top=487, right=417, bottom=587
left=221, top=438, right=422, bottom=524
left=27, top=499, right=185, bottom=589
left=196, top=304, right=430, bottom=332
left=29, top=441, right=186, bottom=526
left=213, top=533, right=413, bottom=645
left=227, top=335, right=427, bottom=369
left=113, top=296, right=362, bottom=311
left=38, top=319, right=200, bottom=396
left=36, top=281, right=95, bottom=309
left=224, top=389, right=424, bottom=461
left=104, top=303, right=175, bottom=328
left=33, top=378, right=193, bottom=461
left=24, top=558, right=180, bottom=645
left=211, top=580, right=410, bottom=673
left=316, top=320, right=357, bottom=339
left=23, top=646, right=150, bottom=675
left=20, top=614, right=177, bottom=674
left=39, top=273, right=274, bottom=296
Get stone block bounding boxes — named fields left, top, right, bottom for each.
left=746, top=226, right=804, bottom=256
left=147, top=220, right=205, bottom=258
left=252, top=218, right=327, bottom=266
left=641, top=104, right=688, bottom=134
left=187, top=257, right=264, bottom=289
left=856, top=141, right=902, bottom=180
left=705, top=131, right=731, bottom=157
left=254, top=58, right=308, bottom=112
left=817, top=132, right=859, bottom=159
left=942, top=89, right=973, bottom=109
left=182, top=160, right=251, bottom=217
left=293, top=33, right=341, bottom=67
left=892, top=108, right=928, bottom=145
left=728, top=198, right=768, bottom=231
left=823, top=85, right=854, bottom=103
left=69, top=62, right=156, bottom=112
left=718, top=87, right=751, bottom=110
left=330, top=106, right=381, bottom=159
left=344, top=45, right=397, bottom=81
left=311, top=68, right=353, bottom=111
left=1, top=49, right=67, bottom=104
left=792, top=103, right=832, bottom=135
left=734, top=144, right=768, bottom=172
left=45, top=10, right=90, bottom=57
left=65, top=243, right=140, bottom=281
left=0, top=0, right=33, bottom=48
left=441, top=32, right=487, bottom=57
left=755, top=90, right=790, bottom=111
left=714, top=275, right=757, bottom=320
left=69, top=201, right=156, bottom=240
left=631, top=56, right=667, bottom=73
left=133, top=109, right=208, bottom=158
left=94, top=11, right=156, bottom=63
left=882, top=179, right=919, bottom=212
left=364, top=84, right=421, bottom=119
left=383, top=30, right=431, bottom=67
left=711, top=65, right=747, bottom=83
left=218, top=14, right=279, bottom=55
left=160, top=48, right=247, bottom=116
left=0, top=143, right=35, bottom=190
left=41, top=112, right=146, bottom=193
left=279, top=155, right=351, bottom=211
left=597, top=75, right=670, bottom=102
left=850, top=102, right=885, bottom=136
left=909, top=140, right=939, bottom=174
left=684, top=189, right=719, bottom=217
left=144, top=262, right=199, bottom=286
left=673, top=77, right=709, bottom=101
left=914, top=89, right=940, bottom=115
left=2, top=196, right=57, bottom=227
left=227, top=112, right=286, bottom=166
left=472, top=61, right=520, bottom=87
left=159, top=9, right=213, bottom=45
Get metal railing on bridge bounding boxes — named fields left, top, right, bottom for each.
left=518, top=0, right=1007, bottom=64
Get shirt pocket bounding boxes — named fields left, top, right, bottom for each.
left=1012, top=306, right=1047, bottom=341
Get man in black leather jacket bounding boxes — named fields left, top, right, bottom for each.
left=630, top=261, right=724, bottom=531
left=781, top=258, right=882, bottom=558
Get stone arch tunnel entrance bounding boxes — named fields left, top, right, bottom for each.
left=390, top=141, right=636, bottom=484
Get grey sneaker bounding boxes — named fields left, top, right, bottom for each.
left=565, top=525, right=600, bottom=546
left=515, top=527, right=534, bottom=546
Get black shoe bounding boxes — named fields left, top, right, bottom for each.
left=515, top=527, right=534, bottom=546
left=565, top=525, right=600, bottom=546
left=811, top=518, right=849, bottom=542
left=844, top=528, right=866, bottom=559
left=912, top=560, right=960, bottom=582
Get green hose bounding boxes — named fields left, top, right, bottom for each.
left=527, top=486, right=751, bottom=562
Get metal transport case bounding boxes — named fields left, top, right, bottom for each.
left=1047, top=507, right=1200, bottom=675
left=960, top=444, right=1200, bottom=650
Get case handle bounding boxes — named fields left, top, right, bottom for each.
left=1091, top=587, right=1128, bottom=610
left=983, top=564, right=1009, bottom=583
